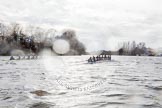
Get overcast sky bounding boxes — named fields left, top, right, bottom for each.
left=0, top=0, right=162, bottom=51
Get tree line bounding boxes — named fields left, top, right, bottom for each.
left=0, top=22, right=86, bottom=55
left=118, top=41, right=153, bottom=56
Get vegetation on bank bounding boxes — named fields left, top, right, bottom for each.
left=89, top=41, right=157, bottom=56
left=0, top=22, right=158, bottom=56
left=117, top=41, right=156, bottom=56
left=0, top=22, right=86, bottom=56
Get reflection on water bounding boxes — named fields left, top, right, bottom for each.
left=0, top=56, right=162, bottom=108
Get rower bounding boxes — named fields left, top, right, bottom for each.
left=98, top=55, right=101, bottom=60
left=88, top=57, right=93, bottom=63
left=108, top=51, right=112, bottom=60
left=108, top=55, right=111, bottom=60
left=101, top=55, right=104, bottom=60
left=31, top=56, right=34, bottom=59
left=10, top=56, right=15, bottom=60
left=22, top=56, right=25, bottom=59
left=109, top=55, right=111, bottom=60
left=17, top=56, right=21, bottom=60
left=104, top=54, right=106, bottom=59
left=35, top=55, right=38, bottom=59
left=27, top=55, right=30, bottom=59
left=96, top=56, right=99, bottom=61
left=93, top=56, right=96, bottom=62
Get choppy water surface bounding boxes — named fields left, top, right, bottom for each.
left=0, top=56, right=162, bottom=108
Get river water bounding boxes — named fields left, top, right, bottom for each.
left=0, top=56, right=162, bottom=108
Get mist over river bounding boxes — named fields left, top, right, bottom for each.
left=0, top=56, right=162, bottom=108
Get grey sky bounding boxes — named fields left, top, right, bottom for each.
left=0, top=0, right=162, bottom=51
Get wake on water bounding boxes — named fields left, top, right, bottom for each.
left=0, top=56, right=162, bottom=108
